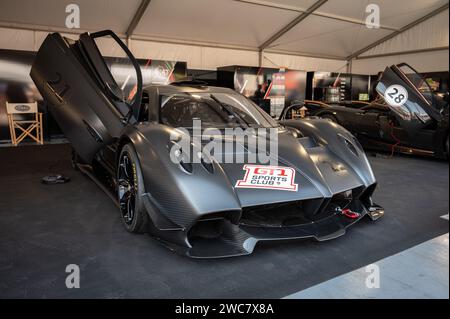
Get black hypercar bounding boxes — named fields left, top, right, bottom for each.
left=31, top=30, right=383, bottom=258
left=280, top=63, right=449, bottom=159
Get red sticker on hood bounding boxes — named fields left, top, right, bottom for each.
left=235, top=165, right=298, bottom=192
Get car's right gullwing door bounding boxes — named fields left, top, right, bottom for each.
left=375, top=63, right=442, bottom=136
left=30, top=30, right=142, bottom=163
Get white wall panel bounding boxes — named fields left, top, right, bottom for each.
left=0, top=27, right=35, bottom=51
left=262, top=52, right=347, bottom=72
left=130, top=38, right=348, bottom=71
left=270, top=14, right=392, bottom=59
left=201, top=47, right=259, bottom=70
left=130, top=39, right=203, bottom=68
left=134, top=0, right=299, bottom=48
left=130, top=39, right=259, bottom=70
left=317, top=0, right=448, bottom=29
left=0, top=0, right=449, bottom=71
left=0, top=27, right=447, bottom=74
left=361, top=9, right=449, bottom=57
left=0, top=0, right=141, bottom=34
left=352, top=50, right=449, bottom=74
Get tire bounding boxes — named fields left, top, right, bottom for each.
left=117, top=143, right=150, bottom=233
left=321, top=114, right=339, bottom=124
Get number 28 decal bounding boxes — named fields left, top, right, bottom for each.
left=384, top=84, right=408, bottom=107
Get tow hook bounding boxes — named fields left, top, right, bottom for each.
left=341, top=208, right=360, bottom=219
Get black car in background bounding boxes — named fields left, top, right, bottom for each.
left=280, top=63, right=449, bottom=159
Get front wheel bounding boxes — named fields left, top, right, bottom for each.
left=117, top=143, right=150, bottom=233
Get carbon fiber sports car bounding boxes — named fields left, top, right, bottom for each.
left=31, top=30, right=383, bottom=258
left=280, top=64, right=449, bottom=159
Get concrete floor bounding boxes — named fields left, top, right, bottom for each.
left=0, top=144, right=448, bottom=298
left=285, top=233, right=449, bottom=299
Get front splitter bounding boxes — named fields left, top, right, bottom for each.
left=163, top=205, right=384, bottom=258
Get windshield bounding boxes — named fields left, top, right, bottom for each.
left=397, top=63, right=434, bottom=107
left=160, top=92, right=279, bottom=128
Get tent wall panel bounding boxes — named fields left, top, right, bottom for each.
left=353, top=49, right=449, bottom=74
left=262, top=52, right=347, bottom=72
left=0, top=28, right=35, bottom=51
left=0, top=27, right=350, bottom=72
left=1, top=13, right=448, bottom=75
left=361, top=9, right=449, bottom=57
left=130, top=39, right=203, bottom=69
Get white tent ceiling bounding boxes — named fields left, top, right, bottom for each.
left=0, top=0, right=448, bottom=73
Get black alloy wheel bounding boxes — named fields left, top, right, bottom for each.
left=118, top=152, right=136, bottom=225
left=117, top=144, right=149, bottom=233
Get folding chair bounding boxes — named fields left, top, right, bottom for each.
left=6, top=102, right=44, bottom=146
left=291, top=105, right=308, bottom=119
left=291, top=110, right=303, bottom=119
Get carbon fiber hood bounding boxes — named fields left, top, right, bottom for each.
left=131, top=119, right=376, bottom=229
left=203, top=128, right=369, bottom=207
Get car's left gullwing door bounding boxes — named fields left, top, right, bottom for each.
left=375, top=63, right=442, bottom=136
left=30, top=30, right=142, bottom=163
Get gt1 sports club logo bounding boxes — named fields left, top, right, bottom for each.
left=235, top=165, right=298, bottom=192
